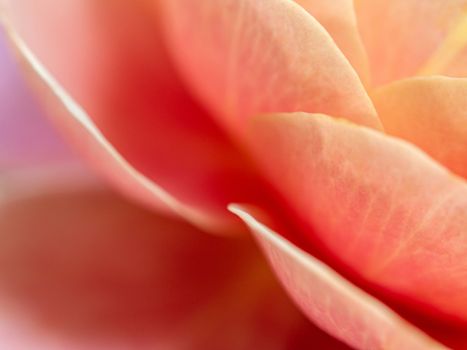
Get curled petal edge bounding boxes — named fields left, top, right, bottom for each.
left=0, top=19, right=232, bottom=234
left=229, top=205, right=446, bottom=350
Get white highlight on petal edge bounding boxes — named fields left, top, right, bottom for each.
left=229, top=204, right=446, bottom=350
left=0, top=15, right=227, bottom=233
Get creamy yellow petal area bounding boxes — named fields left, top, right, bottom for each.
left=372, top=76, right=467, bottom=179
left=356, top=0, right=467, bottom=85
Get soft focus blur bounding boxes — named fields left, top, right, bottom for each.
left=0, top=25, right=349, bottom=349
left=0, top=31, right=74, bottom=171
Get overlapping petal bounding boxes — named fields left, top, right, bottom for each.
left=356, top=0, right=467, bottom=85
left=230, top=205, right=444, bottom=350
left=4, top=1, right=467, bottom=348
left=0, top=173, right=349, bottom=350
left=294, top=0, right=370, bottom=83
left=1, top=0, right=273, bottom=233
left=161, top=0, right=380, bottom=134
left=247, top=112, right=467, bottom=323
left=371, top=76, right=467, bottom=179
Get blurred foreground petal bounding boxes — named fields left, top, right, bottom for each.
left=1, top=0, right=271, bottom=233
left=0, top=19, right=254, bottom=234
left=230, top=205, right=444, bottom=350
left=372, top=76, right=467, bottom=179
left=248, top=112, right=467, bottom=323
left=0, top=175, right=349, bottom=350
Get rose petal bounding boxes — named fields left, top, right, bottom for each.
left=1, top=0, right=272, bottom=233
left=0, top=30, right=73, bottom=169
left=230, top=205, right=444, bottom=350
left=371, top=76, right=467, bottom=179
left=0, top=175, right=349, bottom=350
left=356, top=0, right=467, bottom=85
left=161, top=0, right=380, bottom=134
left=294, top=0, right=370, bottom=83
left=248, top=112, right=467, bottom=323
left=1, top=26, right=226, bottom=233
left=443, top=48, right=467, bottom=77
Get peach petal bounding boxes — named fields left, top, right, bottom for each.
left=161, top=0, right=380, bottom=134
left=230, top=205, right=445, bottom=350
left=371, top=76, right=467, bottom=179
left=443, top=48, right=467, bottom=77
left=355, top=0, right=467, bottom=85
left=1, top=0, right=271, bottom=233
left=0, top=31, right=72, bottom=169
left=0, top=176, right=349, bottom=350
left=248, top=112, right=467, bottom=323
left=294, top=0, right=370, bottom=83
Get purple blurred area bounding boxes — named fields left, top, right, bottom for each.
left=0, top=29, right=74, bottom=170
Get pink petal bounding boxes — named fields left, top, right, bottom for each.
left=371, top=76, right=467, bottom=179
left=356, top=0, right=467, bottom=85
left=0, top=175, right=349, bottom=350
left=230, top=205, right=444, bottom=350
left=248, top=112, right=467, bottom=323
left=1, top=1, right=274, bottom=233
left=294, top=0, right=370, bottom=83
left=161, top=0, right=380, bottom=134
left=0, top=30, right=73, bottom=169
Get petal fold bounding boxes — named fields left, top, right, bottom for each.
left=371, top=76, right=467, bottom=179
left=161, top=0, right=380, bottom=133
left=294, top=0, right=370, bottom=83
left=248, top=112, right=467, bottom=323
left=230, top=205, right=444, bottom=350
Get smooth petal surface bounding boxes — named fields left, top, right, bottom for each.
left=371, top=76, right=467, bottom=179
left=161, top=0, right=380, bottom=134
left=1, top=0, right=272, bottom=233
left=1, top=26, right=226, bottom=233
left=248, top=112, right=467, bottom=323
left=230, top=205, right=444, bottom=350
left=0, top=174, right=349, bottom=350
left=356, top=0, right=467, bottom=85
left=0, top=31, right=72, bottom=169
left=294, top=0, right=370, bottom=83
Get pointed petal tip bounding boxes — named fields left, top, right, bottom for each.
left=230, top=204, right=446, bottom=350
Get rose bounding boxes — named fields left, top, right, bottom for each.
left=1, top=0, right=467, bottom=348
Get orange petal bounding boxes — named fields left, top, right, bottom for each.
left=371, top=76, right=467, bottom=179
left=443, top=48, right=467, bottom=77
left=1, top=1, right=273, bottom=233
left=230, top=205, right=444, bottom=350
left=248, top=112, right=467, bottom=323
left=0, top=175, right=349, bottom=350
left=161, top=0, right=380, bottom=134
left=0, top=31, right=73, bottom=169
left=294, top=0, right=370, bottom=83
left=356, top=0, right=467, bottom=85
